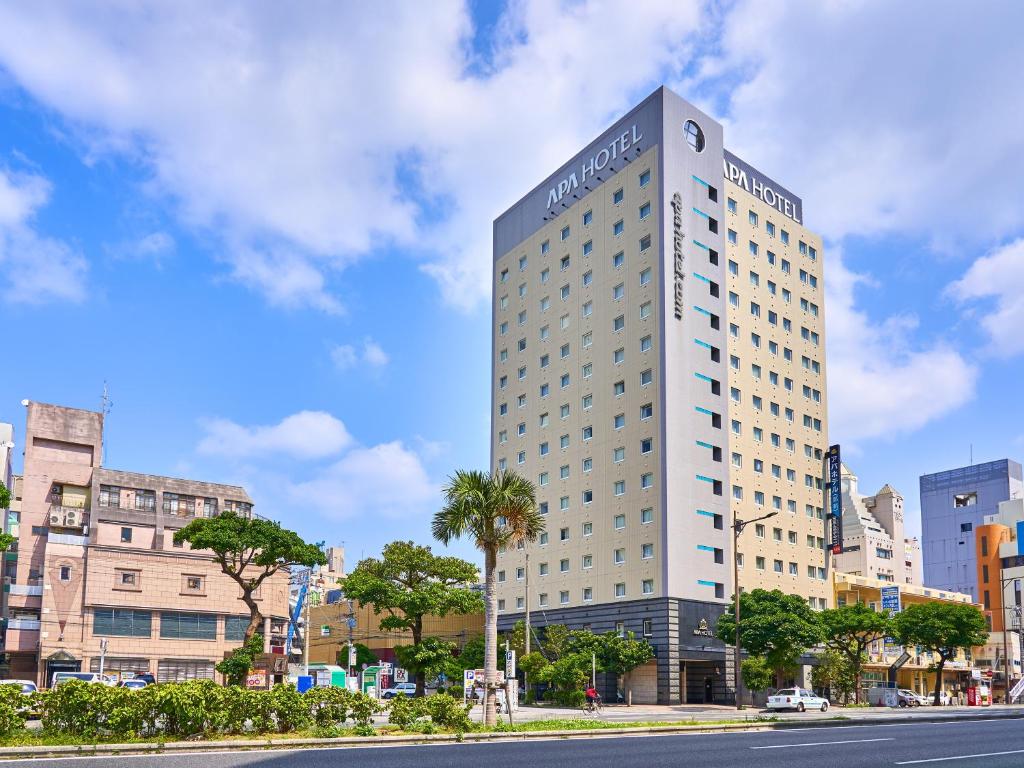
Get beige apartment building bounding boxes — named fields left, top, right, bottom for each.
left=832, top=465, right=922, bottom=586
left=2, top=402, right=289, bottom=686
left=723, top=165, right=830, bottom=607
left=491, top=87, right=828, bottom=704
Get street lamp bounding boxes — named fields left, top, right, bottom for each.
left=732, top=510, right=778, bottom=709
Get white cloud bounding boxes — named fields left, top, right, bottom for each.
left=197, top=410, right=352, bottom=459
left=825, top=250, right=977, bottom=445
left=330, top=338, right=389, bottom=370
left=287, top=441, right=438, bottom=522
left=195, top=410, right=439, bottom=524
left=947, top=238, right=1024, bottom=357
left=0, top=167, right=87, bottom=303
left=0, top=1, right=705, bottom=311
left=699, top=1, right=1024, bottom=247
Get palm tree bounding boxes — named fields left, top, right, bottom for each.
left=433, top=469, right=543, bottom=727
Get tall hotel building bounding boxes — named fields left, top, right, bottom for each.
left=491, top=87, right=828, bottom=704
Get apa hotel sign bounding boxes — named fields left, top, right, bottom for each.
left=547, top=125, right=644, bottom=208
left=722, top=149, right=803, bottom=224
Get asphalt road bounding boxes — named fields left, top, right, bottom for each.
left=8, top=717, right=1024, bottom=768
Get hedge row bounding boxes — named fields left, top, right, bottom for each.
left=0, top=681, right=472, bottom=740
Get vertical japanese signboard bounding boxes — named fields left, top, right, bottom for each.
left=828, top=444, right=843, bottom=554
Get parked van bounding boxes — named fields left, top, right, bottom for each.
left=51, top=672, right=107, bottom=687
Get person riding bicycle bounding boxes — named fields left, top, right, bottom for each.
left=585, top=685, right=600, bottom=707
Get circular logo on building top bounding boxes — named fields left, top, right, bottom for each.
left=683, top=119, right=705, bottom=153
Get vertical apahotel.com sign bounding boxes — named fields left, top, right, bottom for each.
left=828, top=444, right=843, bottom=554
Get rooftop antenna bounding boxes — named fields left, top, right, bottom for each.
left=100, top=382, right=113, bottom=465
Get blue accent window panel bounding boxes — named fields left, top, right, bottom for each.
left=695, top=406, right=713, bottom=416
left=697, top=579, right=717, bottom=587
left=691, top=207, right=709, bottom=219
left=694, top=338, right=712, bottom=349
left=691, top=174, right=709, bottom=187
left=692, top=240, right=710, bottom=250
left=696, top=544, right=715, bottom=552
left=695, top=474, right=716, bottom=484
left=692, top=272, right=710, bottom=283
left=695, top=509, right=715, bottom=518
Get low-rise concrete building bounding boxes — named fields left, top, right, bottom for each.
left=833, top=572, right=978, bottom=699
left=2, top=401, right=289, bottom=686
left=834, top=466, right=922, bottom=586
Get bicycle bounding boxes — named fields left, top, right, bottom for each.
left=581, top=697, right=604, bottom=715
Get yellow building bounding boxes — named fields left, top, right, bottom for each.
left=834, top=572, right=979, bottom=698
left=307, top=599, right=483, bottom=665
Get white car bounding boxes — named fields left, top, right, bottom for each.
left=898, top=689, right=927, bottom=707
left=381, top=682, right=418, bottom=699
left=767, top=687, right=829, bottom=712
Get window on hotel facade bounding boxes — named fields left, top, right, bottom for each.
left=224, top=615, right=249, bottom=642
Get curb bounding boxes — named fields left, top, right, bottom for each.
left=2, top=710, right=1022, bottom=759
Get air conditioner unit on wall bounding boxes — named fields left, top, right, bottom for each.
left=64, top=509, right=78, bottom=527
left=49, top=514, right=62, bottom=526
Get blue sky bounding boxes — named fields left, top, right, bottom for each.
left=0, top=1, right=1022, bottom=566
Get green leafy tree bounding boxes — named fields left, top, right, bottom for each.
left=716, top=589, right=823, bottom=684
left=336, top=642, right=378, bottom=670
left=598, top=631, right=655, bottom=699
left=456, top=634, right=487, bottom=673
left=433, top=469, right=543, bottom=727
left=740, top=656, right=774, bottom=696
left=894, top=602, right=989, bottom=705
left=810, top=649, right=857, bottom=703
left=217, top=633, right=264, bottom=686
left=341, top=540, right=482, bottom=696
left=394, top=636, right=461, bottom=692
left=819, top=602, right=893, bottom=702
left=174, top=511, right=326, bottom=640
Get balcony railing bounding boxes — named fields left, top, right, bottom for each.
left=7, top=619, right=40, bottom=631
left=8, top=583, right=43, bottom=597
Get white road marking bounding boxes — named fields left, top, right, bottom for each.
left=896, top=748, right=1024, bottom=764
left=751, top=737, right=894, bottom=749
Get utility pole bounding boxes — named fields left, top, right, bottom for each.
left=346, top=599, right=356, bottom=684
left=98, top=637, right=108, bottom=679
left=732, top=510, right=777, bottom=709
left=303, top=569, right=311, bottom=677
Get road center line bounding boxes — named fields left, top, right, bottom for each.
left=752, top=737, right=894, bottom=749
left=896, top=748, right=1024, bottom=764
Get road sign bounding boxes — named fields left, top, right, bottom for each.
left=505, top=650, right=516, bottom=678
left=394, top=668, right=408, bottom=683
left=348, top=644, right=356, bottom=668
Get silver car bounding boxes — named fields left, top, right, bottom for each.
left=767, top=687, right=829, bottom=712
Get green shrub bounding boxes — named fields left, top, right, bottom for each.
left=0, top=683, right=28, bottom=736
left=446, top=685, right=464, bottom=699
left=424, top=693, right=472, bottom=732
left=40, top=680, right=105, bottom=737
left=304, top=686, right=351, bottom=727
left=217, top=685, right=258, bottom=734
left=347, top=691, right=381, bottom=727
left=386, top=693, right=425, bottom=729
left=268, top=684, right=309, bottom=732
left=546, top=689, right=584, bottom=707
